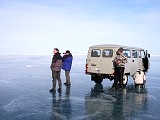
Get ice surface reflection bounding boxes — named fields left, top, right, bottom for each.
left=50, top=86, right=72, bottom=120
left=85, top=84, right=148, bottom=120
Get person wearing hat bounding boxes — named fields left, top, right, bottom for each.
left=50, top=48, right=63, bottom=93
left=62, top=50, right=73, bottom=85
left=111, top=47, right=128, bottom=90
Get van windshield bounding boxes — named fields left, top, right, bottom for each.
left=91, top=49, right=101, bottom=57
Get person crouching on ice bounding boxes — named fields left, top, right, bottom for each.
left=133, top=69, right=146, bottom=88
left=62, top=50, right=73, bottom=86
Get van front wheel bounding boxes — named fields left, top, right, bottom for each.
left=123, top=75, right=128, bottom=86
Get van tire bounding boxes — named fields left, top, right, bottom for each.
left=135, top=84, right=145, bottom=89
left=91, top=74, right=103, bottom=84
left=94, top=79, right=103, bottom=84
left=123, top=75, right=128, bottom=86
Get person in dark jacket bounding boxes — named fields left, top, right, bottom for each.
left=50, top=48, right=63, bottom=93
left=62, top=50, right=73, bottom=86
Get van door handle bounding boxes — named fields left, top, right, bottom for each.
left=132, top=60, right=134, bottom=62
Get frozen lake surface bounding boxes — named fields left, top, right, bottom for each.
left=0, top=55, right=160, bottom=120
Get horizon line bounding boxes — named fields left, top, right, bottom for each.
left=0, top=54, right=160, bottom=56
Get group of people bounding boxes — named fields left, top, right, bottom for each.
left=49, top=47, right=127, bottom=93
left=50, top=48, right=73, bottom=93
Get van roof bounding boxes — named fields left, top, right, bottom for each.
left=90, top=44, right=144, bottom=50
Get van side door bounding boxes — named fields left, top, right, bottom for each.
left=130, top=50, right=138, bottom=75
left=100, top=49, right=114, bottom=74
left=138, top=50, right=145, bottom=70
left=123, top=49, right=132, bottom=74
left=87, top=49, right=101, bottom=73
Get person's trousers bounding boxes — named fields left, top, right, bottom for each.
left=52, top=70, right=62, bottom=90
left=65, top=70, right=71, bottom=84
left=112, top=67, right=125, bottom=89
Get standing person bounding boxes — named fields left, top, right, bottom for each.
left=50, top=48, right=63, bottom=93
left=62, top=50, right=73, bottom=86
left=111, top=47, right=128, bottom=90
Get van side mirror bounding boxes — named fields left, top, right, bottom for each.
left=148, top=54, right=150, bottom=58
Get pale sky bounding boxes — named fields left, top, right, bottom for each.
left=0, top=0, right=160, bottom=55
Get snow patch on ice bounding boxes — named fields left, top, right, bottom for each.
left=148, top=95, right=157, bottom=100
left=72, top=112, right=100, bottom=120
left=86, top=93, right=116, bottom=103
left=3, top=97, right=24, bottom=112
left=3, top=96, right=38, bottom=112
left=26, top=65, right=39, bottom=68
left=73, top=62, right=85, bottom=65
left=143, top=114, right=160, bottom=119
left=52, top=111, right=65, bottom=119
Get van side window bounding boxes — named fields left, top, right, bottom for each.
left=102, top=49, right=113, bottom=57
left=132, top=50, right=138, bottom=58
left=123, top=49, right=131, bottom=58
left=138, top=50, right=145, bottom=58
left=91, top=49, right=101, bottom=57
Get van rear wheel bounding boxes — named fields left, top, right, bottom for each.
left=94, top=79, right=103, bottom=84
left=91, top=74, right=103, bottom=84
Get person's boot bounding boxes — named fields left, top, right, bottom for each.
left=64, top=81, right=71, bottom=86
left=57, top=88, right=62, bottom=93
left=49, top=88, right=56, bottom=93
left=64, top=82, right=68, bottom=85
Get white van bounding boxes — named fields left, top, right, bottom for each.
left=85, top=44, right=150, bottom=85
